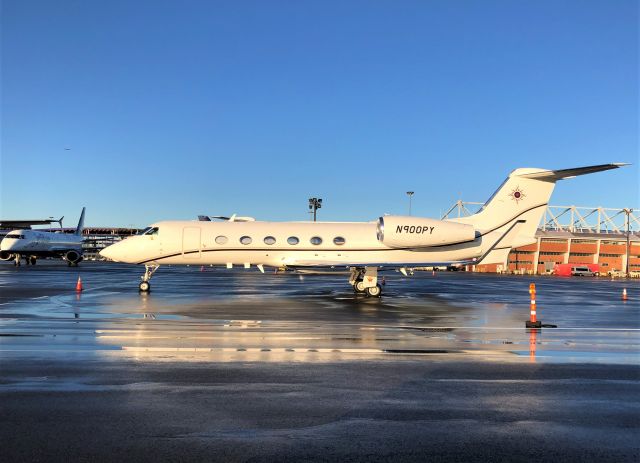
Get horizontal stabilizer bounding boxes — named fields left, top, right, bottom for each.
left=517, top=163, right=627, bottom=182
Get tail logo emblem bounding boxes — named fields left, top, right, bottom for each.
left=509, top=186, right=526, bottom=204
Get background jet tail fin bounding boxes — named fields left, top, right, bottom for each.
left=74, top=207, right=86, bottom=236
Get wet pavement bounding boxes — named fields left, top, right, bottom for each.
left=0, top=262, right=638, bottom=461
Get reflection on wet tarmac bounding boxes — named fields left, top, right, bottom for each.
left=2, top=262, right=639, bottom=461
left=0, top=262, right=638, bottom=364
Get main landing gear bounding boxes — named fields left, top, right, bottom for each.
left=349, top=266, right=382, bottom=297
left=13, top=255, right=36, bottom=266
left=139, top=264, right=159, bottom=293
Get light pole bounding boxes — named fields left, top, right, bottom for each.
left=623, top=208, right=632, bottom=277
left=309, top=197, right=322, bottom=222
left=406, top=191, right=414, bottom=216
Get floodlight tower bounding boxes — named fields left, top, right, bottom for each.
left=623, top=208, right=633, bottom=277
left=309, top=197, right=322, bottom=222
left=406, top=191, right=415, bottom=216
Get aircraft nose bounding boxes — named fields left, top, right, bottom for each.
left=99, top=243, right=120, bottom=261
left=1, top=239, right=15, bottom=251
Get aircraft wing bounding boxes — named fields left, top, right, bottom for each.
left=284, top=260, right=472, bottom=269
left=0, top=219, right=58, bottom=229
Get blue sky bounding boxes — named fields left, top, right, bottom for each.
left=1, top=0, right=638, bottom=227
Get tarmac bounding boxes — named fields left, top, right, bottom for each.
left=0, top=261, right=638, bottom=461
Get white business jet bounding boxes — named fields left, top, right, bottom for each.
left=100, top=165, right=624, bottom=295
left=0, top=208, right=86, bottom=266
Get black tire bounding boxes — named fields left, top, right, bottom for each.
left=366, top=284, right=382, bottom=298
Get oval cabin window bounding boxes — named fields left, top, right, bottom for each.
left=287, top=236, right=299, bottom=245
left=333, top=236, right=346, bottom=245
left=264, top=236, right=276, bottom=245
left=240, top=236, right=252, bottom=245
left=310, top=236, right=322, bottom=245
left=215, top=235, right=228, bottom=245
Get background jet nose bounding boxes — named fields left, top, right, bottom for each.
left=1, top=240, right=16, bottom=251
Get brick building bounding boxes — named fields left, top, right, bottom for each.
left=474, top=230, right=640, bottom=274
left=443, top=203, right=639, bottom=275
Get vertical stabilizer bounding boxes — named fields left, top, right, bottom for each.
left=451, top=164, right=626, bottom=255
left=74, top=207, right=86, bottom=236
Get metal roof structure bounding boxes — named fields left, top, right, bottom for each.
left=442, top=201, right=639, bottom=235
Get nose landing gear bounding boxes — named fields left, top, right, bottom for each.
left=139, top=264, right=159, bottom=293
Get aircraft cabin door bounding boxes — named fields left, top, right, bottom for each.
left=182, top=227, right=201, bottom=259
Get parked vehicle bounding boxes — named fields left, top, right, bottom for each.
left=571, top=266, right=596, bottom=277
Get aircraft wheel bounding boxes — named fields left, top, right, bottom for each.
left=366, top=284, right=382, bottom=298
left=139, top=281, right=151, bottom=292
left=354, top=280, right=366, bottom=293
left=30, top=256, right=37, bottom=265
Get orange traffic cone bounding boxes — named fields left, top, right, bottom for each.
left=525, top=282, right=542, bottom=328
left=76, top=276, right=83, bottom=292
left=622, top=288, right=628, bottom=301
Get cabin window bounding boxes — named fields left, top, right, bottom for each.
left=264, top=236, right=276, bottom=245
left=287, top=236, right=299, bottom=245
left=215, top=235, right=228, bottom=245
left=333, top=236, right=346, bottom=245
left=240, top=236, right=252, bottom=245
left=310, top=236, right=322, bottom=245
left=5, top=234, right=25, bottom=239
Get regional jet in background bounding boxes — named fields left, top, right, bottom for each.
left=100, top=164, right=626, bottom=295
left=0, top=208, right=86, bottom=266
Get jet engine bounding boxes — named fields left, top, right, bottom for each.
left=64, top=250, right=83, bottom=264
left=377, top=216, right=477, bottom=248
left=0, top=251, right=14, bottom=261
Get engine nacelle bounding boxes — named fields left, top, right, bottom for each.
left=64, top=250, right=83, bottom=264
left=0, top=251, right=14, bottom=261
left=377, top=216, right=477, bottom=248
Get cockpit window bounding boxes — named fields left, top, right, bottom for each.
left=139, top=227, right=159, bottom=236
left=5, top=234, right=25, bottom=239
